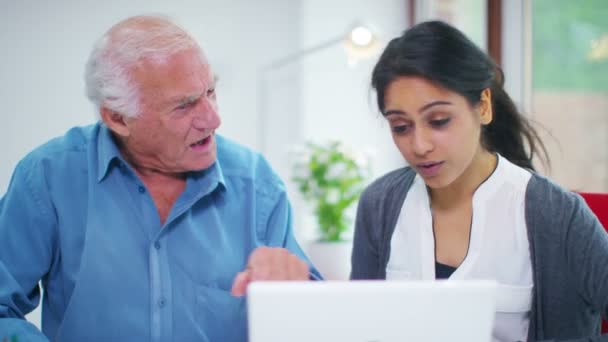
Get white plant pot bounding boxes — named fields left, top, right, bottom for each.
left=305, top=240, right=352, bottom=280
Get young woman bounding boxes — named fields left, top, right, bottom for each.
left=351, top=21, right=608, bottom=341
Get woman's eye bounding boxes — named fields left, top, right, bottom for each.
left=391, top=125, right=410, bottom=134
left=207, top=88, right=215, bottom=97
left=430, top=118, right=450, bottom=128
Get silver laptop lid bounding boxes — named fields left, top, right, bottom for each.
left=247, top=280, right=497, bottom=342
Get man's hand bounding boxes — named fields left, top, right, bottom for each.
left=231, top=247, right=310, bottom=296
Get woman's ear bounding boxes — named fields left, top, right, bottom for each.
left=100, top=107, right=131, bottom=138
left=479, top=88, right=493, bottom=125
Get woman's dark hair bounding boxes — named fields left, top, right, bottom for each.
left=372, top=20, right=548, bottom=171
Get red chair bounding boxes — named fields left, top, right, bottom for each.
left=577, top=192, right=608, bottom=333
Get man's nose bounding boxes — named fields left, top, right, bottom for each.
left=192, top=98, right=221, bottom=129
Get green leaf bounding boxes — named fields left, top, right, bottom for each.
left=291, top=141, right=371, bottom=241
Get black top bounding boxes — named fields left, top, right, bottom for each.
left=435, top=261, right=457, bottom=279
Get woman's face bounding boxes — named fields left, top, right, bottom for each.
left=383, top=76, right=492, bottom=189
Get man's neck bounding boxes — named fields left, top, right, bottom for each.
left=114, top=135, right=187, bottom=183
left=125, top=156, right=187, bottom=226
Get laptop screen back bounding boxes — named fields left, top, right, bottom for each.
left=247, top=280, right=496, bottom=342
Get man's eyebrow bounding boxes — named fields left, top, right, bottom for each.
left=163, top=74, right=218, bottom=107
left=165, top=93, right=201, bottom=107
left=177, top=94, right=200, bottom=105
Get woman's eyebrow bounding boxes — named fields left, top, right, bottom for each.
left=383, top=100, right=453, bottom=117
left=418, top=100, right=452, bottom=113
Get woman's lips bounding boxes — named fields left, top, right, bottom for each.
left=416, top=161, right=444, bottom=177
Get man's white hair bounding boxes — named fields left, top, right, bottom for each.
left=85, top=15, right=203, bottom=118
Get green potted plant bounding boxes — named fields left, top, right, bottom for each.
left=291, top=141, right=371, bottom=278
left=292, top=141, right=370, bottom=241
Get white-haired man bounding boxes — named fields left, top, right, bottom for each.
left=0, top=15, right=320, bottom=341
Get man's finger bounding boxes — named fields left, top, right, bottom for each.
left=230, top=270, right=251, bottom=297
left=247, top=246, right=274, bottom=269
left=287, top=253, right=309, bottom=280
left=248, top=247, right=281, bottom=280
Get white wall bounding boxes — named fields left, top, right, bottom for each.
left=295, top=0, right=408, bottom=240
left=299, top=0, right=406, bottom=171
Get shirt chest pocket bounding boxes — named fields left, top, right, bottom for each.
left=197, top=285, right=247, bottom=341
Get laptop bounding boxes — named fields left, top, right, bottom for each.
left=247, top=280, right=497, bottom=342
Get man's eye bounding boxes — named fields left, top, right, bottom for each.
left=207, top=88, right=215, bottom=96
left=176, top=103, right=190, bottom=110
left=176, top=101, right=195, bottom=111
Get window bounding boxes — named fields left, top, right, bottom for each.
left=531, top=0, right=608, bottom=191
left=411, top=0, right=488, bottom=50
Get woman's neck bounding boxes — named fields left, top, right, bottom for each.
left=429, top=149, right=497, bottom=211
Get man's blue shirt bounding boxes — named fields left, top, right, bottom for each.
left=0, top=123, right=319, bottom=341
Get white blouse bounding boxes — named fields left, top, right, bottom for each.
left=386, top=154, right=534, bottom=342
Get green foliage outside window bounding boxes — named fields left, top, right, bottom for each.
left=533, top=0, right=608, bottom=91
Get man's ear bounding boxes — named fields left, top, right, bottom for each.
left=100, top=106, right=131, bottom=137
left=479, top=88, right=493, bottom=125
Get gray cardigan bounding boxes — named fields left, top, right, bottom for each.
left=351, top=167, right=608, bottom=341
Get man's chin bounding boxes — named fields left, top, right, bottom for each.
left=189, top=157, right=217, bottom=172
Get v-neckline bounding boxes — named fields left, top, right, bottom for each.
left=416, top=155, right=505, bottom=280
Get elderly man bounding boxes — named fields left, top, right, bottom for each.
left=0, top=15, right=320, bottom=341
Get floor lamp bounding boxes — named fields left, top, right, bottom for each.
left=257, top=23, right=380, bottom=154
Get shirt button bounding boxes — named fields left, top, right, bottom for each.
left=138, top=186, right=146, bottom=193
left=158, top=298, right=166, bottom=308
left=154, top=242, right=161, bottom=250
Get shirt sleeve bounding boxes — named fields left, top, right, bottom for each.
left=350, top=185, right=381, bottom=280
left=260, top=188, right=323, bottom=280
left=567, top=194, right=608, bottom=335
left=534, top=193, right=608, bottom=342
left=0, top=158, right=56, bottom=341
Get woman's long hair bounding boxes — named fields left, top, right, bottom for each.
left=372, top=20, right=548, bottom=171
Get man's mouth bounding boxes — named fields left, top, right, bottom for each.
left=190, top=135, right=212, bottom=148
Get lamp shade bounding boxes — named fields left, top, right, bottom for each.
left=343, top=24, right=381, bottom=65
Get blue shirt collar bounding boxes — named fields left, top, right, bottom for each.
left=185, top=158, right=226, bottom=198
left=96, top=123, right=124, bottom=183
left=96, top=123, right=226, bottom=193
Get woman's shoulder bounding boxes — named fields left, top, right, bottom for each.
left=526, top=173, right=582, bottom=211
left=360, top=166, right=416, bottom=204
left=525, top=173, right=598, bottom=240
